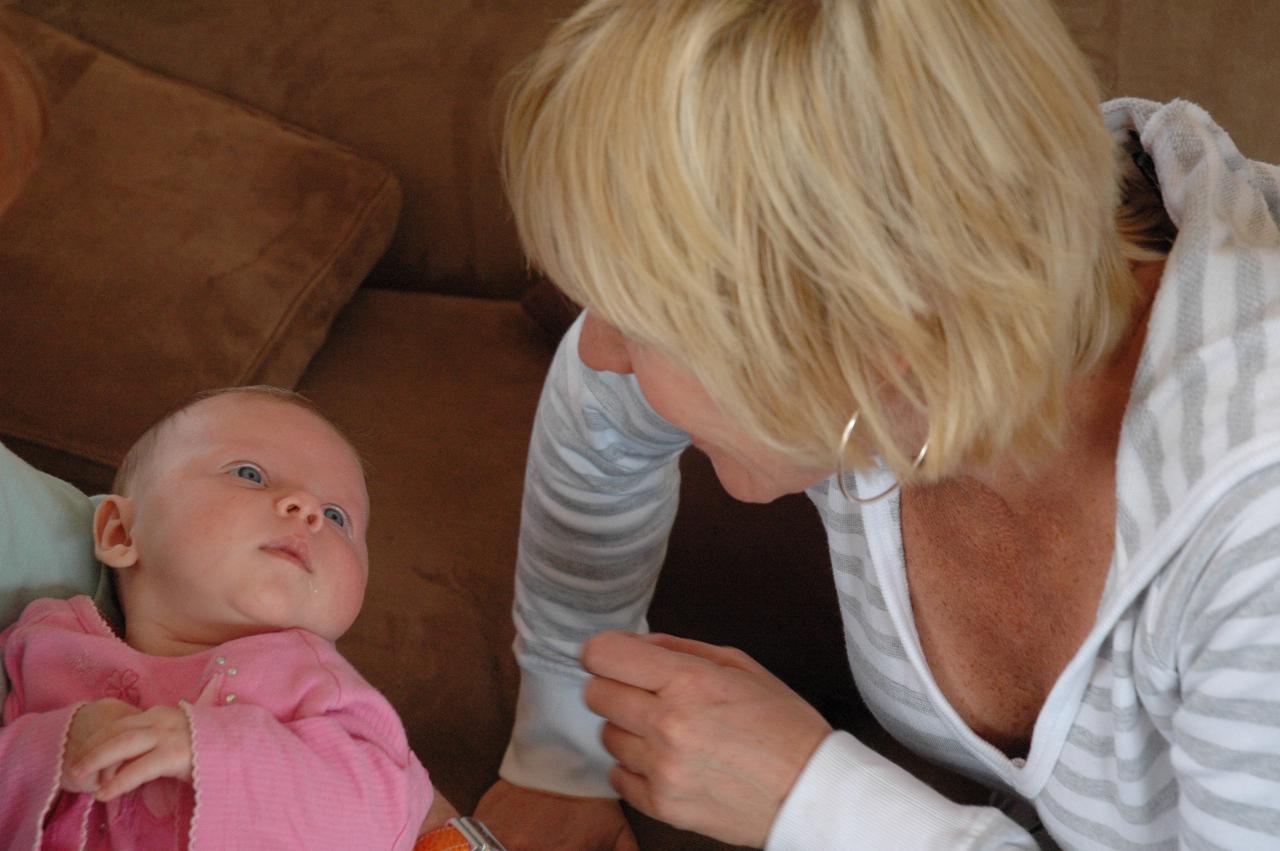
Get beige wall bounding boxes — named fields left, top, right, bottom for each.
left=1058, top=0, right=1280, bottom=163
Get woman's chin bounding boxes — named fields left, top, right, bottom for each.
left=698, top=442, right=831, bottom=503
left=709, top=459, right=786, bottom=504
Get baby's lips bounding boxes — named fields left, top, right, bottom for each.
left=259, top=535, right=312, bottom=572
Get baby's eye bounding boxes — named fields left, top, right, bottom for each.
left=323, top=506, right=348, bottom=528
left=231, top=464, right=264, bottom=484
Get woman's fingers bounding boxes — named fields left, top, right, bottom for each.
left=607, top=763, right=654, bottom=818
left=599, top=721, right=651, bottom=775
left=583, top=631, right=768, bottom=689
left=582, top=631, right=703, bottom=691
left=582, top=631, right=834, bottom=847
left=634, top=632, right=767, bottom=674
left=583, top=673, right=660, bottom=736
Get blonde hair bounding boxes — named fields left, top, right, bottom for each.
left=0, top=29, right=46, bottom=216
left=504, top=0, right=1164, bottom=479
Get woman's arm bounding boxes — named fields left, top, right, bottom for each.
left=478, top=314, right=689, bottom=850
left=500, top=313, right=690, bottom=796
left=766, top=730, right=1036, bottom=850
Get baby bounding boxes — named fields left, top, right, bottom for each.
left=0, top=387, right=434, bottom=849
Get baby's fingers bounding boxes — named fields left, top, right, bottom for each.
left=71, top=729, right=157, bottom=787
left=94, top=748, right=184, bottom=801
left=60, top=764, right=102, bottom=794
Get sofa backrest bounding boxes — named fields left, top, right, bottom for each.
left=18, top=0, right=1278, bottom=299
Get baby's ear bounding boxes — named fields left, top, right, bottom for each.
left=93, top=495, right=138, bottom=568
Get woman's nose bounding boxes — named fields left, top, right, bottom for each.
left=276, top=491, right=323, bottom=531
left=578, top=311, right=634, bottom=374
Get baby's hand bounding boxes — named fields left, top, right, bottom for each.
left=61, top=698, right=142, bottom=794
left=63, top=704, right=193, bottom=800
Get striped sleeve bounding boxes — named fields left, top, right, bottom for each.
left=499, top=313, right=691, bottom=796
left=767, top=732, right=1038, bottom=850
left=1165, top=475, right=1280, bottom=846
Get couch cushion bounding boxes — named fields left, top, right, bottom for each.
left=296, top=289, right=552, bottom=813
left=0, top=9, right=400, bottom=490
left=13, top=0, right=581, bottom=299
left=19, top=0, right=1280, bottom=303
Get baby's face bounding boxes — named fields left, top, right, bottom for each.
left=124, top=394, right=369, bottom=645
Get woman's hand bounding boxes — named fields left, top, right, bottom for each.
left=474, top=778, right=638, bottom=851
left=582, top=631, right=832, bottom=848
left=63, top=703, right=193, bottom=800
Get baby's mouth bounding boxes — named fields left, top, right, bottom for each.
left=260, top=536, right=312, bottom=573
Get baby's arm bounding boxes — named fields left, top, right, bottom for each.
left=62, top=700, right=191, bottom=799
left=181, top=636, right=432, bottom=850
left=59, top=696, right=142, bottom=794
left=0, top=618, right=87, bottom=845
left=185, top=699, right=431, bottom=850
left=0, top=702, right=84, bottom=845
left=0, top=628, right=137, bottom=844
left=421, top=788, right=460, bottom=835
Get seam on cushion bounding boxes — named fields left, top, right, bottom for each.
left=0, top=154, right=389, bottom=465
left=0, top=184, right=397, bottom=468
left=0, top=164, right=397, bottom=469
left=0, top=157, right=389, bottom=465
left=0, top=421, right=121, bottom=468
left=6, top=9, right=387, bottom=157
left=0, top=12, right=400, bottom=465
left=236, top=169, right=401, bottom=386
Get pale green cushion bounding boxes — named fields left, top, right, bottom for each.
left=0, top=442, right=101, bottom=628
left=0, top=442, right=105, bottom=709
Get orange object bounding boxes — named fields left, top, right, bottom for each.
left=414, top=817, right=506, bottom=851
left=414, top=823, right=472, bottom=851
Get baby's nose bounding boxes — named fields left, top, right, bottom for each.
left=276, top=492, right=323, bottom=531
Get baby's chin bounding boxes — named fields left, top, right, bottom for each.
left=228, top=612, right=353, bottom=644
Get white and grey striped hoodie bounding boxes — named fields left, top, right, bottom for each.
left=500, top=99, right=1280, bottom=850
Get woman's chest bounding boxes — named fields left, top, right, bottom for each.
left=899, top=481, right=1116, bottom=756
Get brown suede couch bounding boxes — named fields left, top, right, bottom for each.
left=1, top=2, right=1276, bottom=849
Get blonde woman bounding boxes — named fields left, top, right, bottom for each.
left=476, top=0, right=1280, bottom=848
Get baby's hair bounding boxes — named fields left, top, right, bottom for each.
left=111, top=386, right=357, bottom=496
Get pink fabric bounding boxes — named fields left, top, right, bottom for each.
left=1, top=596, right=431, bottom=850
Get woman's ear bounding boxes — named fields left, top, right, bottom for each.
left=93, top=495, right=138, bottom=568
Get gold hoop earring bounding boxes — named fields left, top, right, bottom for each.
left=835, top=411, right=928, bottom=504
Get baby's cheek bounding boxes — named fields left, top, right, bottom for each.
left=335, top=557, right=369, bottom=620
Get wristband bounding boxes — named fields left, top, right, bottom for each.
left=414, top=817, right=507, bottom=851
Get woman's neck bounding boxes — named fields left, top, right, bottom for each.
left=962, top=259, right=1165, bottom=505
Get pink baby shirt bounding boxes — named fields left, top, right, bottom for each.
left=0, top=595, right=431, bottom=850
